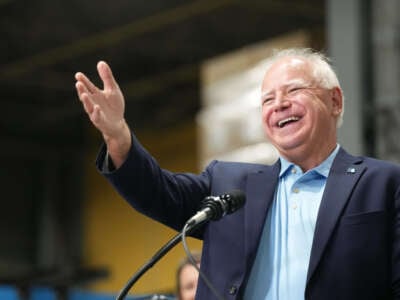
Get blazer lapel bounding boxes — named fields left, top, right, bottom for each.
left=244, top=161, right=280, bottom=269
left=306, top=148, right=366, bottom=283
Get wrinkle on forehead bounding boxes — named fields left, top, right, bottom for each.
left=263, top=77, right=312, bottom=94
left=262, top=78, right=311, bottom=97
left=261, top=58, right=314, bottom=98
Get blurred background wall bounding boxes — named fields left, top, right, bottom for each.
left=1, top=0, right=399, bottom=298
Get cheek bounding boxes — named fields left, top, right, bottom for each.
left=261, top=106, right=272, bottom=126
left=261, top=106, right=275, bottom=134
left=261, top=111, right=274, bottom=141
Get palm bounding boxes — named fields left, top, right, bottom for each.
left=75, top=61, right=125, bottom=138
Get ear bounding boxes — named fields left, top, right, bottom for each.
left=331, top=87, right=343, bottom=117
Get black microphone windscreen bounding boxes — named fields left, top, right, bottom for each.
left=226, top=189, right=246, bottom=214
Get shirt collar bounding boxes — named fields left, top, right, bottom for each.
left=279, top=144, right=340, bottom=178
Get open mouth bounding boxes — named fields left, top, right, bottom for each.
left=277, top=116, right=300, bottom=128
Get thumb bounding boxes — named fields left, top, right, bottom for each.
left=97, top=61, right=118, bottom=91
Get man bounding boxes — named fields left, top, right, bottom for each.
left=75, top=48, right=400, bottom=299
left=176, top=253, right=201, bottom=300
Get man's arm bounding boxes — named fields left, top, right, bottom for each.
left=75, top=61, right=131, bottom=168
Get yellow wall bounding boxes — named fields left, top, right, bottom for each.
left=82, top=122, right=203, bottom=295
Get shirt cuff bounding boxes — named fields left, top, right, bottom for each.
left=102, top=151, right=116, bottom=172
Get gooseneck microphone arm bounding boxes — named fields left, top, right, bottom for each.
left=115, top=225, right=197, bottom=300
left=115, top=190, right=246, bottom=300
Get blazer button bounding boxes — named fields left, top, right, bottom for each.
left=229, top=285, right=238, bottom=295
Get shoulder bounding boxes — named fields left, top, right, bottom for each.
left=336, top=147, right=400, bottom=175
left=362, top=156, right=400, bottom=176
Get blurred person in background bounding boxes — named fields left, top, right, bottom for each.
left=75, top=48, right=400, bottom=299
left=176, top=253, right=201, bottom=300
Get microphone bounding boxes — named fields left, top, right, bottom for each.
left=186, top=189, right=246, bottom=227
left=115, top=190, right=245, bottom=300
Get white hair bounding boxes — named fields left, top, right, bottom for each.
left=263, top=48, right=344, bottom=127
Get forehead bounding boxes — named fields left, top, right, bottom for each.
left=262, top=56, right=314, bottom=91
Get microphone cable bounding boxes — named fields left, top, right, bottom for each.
left=181, top=222, right=226, bottom=300
left=115, top=190, right=244, bottom=300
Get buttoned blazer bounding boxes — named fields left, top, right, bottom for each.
left=98, top=133, right=400, bottom=300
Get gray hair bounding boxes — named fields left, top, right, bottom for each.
left=263, top=48, right=344, bottom=127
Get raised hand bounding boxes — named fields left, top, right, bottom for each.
left=75, top=61, right=131, bottom=168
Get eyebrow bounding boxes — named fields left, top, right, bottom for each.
left=261, top=79, right=311, bottom=100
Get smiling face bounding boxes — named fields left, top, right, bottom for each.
left=261, top=56, right=342, bottom=170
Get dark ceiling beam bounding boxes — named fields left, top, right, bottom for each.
left=0, top=0, right=237, bottom=80
left=247, top=0, right=324, bottom=18
left=2, top=63, right=199, bottom=107
left=1, top=70, right=77, bottom=91
left=0, top=0, right=14, bottom=5
left=122, top=63, right=198, bottom=99
left=0, top=0, right=324, bottom=81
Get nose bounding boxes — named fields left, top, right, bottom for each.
left=274, top=93, right=291, bottom=111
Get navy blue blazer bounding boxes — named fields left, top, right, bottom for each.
left=97, top=134, right=400, bottom=299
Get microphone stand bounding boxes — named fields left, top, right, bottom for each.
left=115, top=224, right=197, bottom=300
left=116, top=190, right=245, bottom=299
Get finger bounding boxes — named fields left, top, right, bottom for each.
left=76, top=81, right=95, bottom=112
left=76, top=78, right=107, bottom=109
left=75, top=81, right=90, bottom=98
left=90, top=104, right=103, bottom=127
left=75, top=72, right=98, bottom=94
left=81, top=94, right=95, bottom=115
left=97, top=61, right=119, bottom=91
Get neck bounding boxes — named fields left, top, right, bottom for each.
left=280, top=141, right=337, bottom=172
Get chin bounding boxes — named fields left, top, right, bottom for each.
left=276, top=133, right=304, bottom=146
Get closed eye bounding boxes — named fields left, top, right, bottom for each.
left=288, top=86, right=306, bottom=93
left=262, top=97, right=274, bottom=105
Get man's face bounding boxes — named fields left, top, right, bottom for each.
left=260, top=57, right=342, bottom=160
left=179, top=264, right=199, bottom=300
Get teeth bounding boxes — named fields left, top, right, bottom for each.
left=278, top=116, right=300, bottom=128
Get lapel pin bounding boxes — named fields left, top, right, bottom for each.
left=346, top=167, right=356, bottom=174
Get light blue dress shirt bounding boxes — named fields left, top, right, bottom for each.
left=244, top=145, right=340, bottom=300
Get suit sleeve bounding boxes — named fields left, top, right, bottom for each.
left=95, top=131, right=215, bottom=233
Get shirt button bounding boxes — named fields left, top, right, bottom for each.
left=229, top=285, right=238, bottom=295
left=292, top=203, right=298, bottom=210
left=293, top=188, right=300, bottom=193
left=291, top=167, right=297, bottom=174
